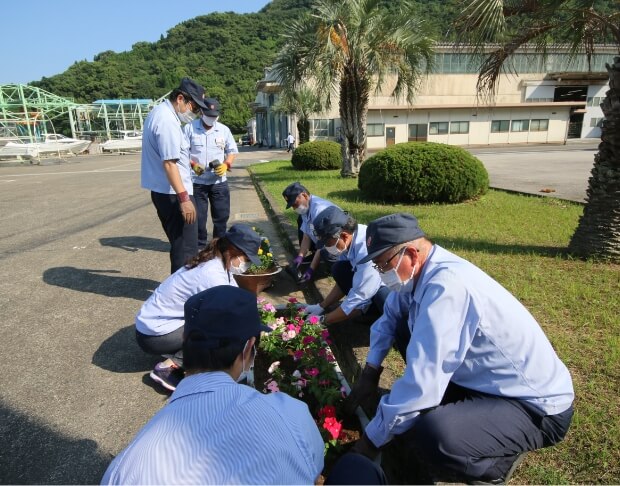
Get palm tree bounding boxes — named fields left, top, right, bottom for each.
left=271, top=0, right=434, bottom=177
left=456, top=0, right=620, bottom=261
left=272, top=87, right=323, bottom=144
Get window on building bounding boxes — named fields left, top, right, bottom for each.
left=590, top=117, right=604, bottom=128
left=587, top=96, right=604, bottom=107
left=530, top=119, right=549, bottom=131
left=450, top=121, right=470, bottom=134
left=408, top=124, right=428, bottom=141
left=367, top=123, right=385, bottom=137
left=511, top=119, right=530, bottom=132
left=429, top=122, right=449, bottom=135
left=310, top=119, right=335, bottom=138
left=491, top=120, right=510, bottom=133
left=526, top=97, right=554, bottom=103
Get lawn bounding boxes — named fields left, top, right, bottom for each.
left=249, top=160, right=620, bottom=484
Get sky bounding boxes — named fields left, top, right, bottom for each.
left=0, top=0, right=272, bottom=85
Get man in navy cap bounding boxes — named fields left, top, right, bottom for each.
left=347, top=213, right=575, bottom=484
left=103, top=286, right=325, bottom=485
left=282, top=181, right=340, bottom=283
left=303, top=206, right=389, bottom=325
left=184, top=97, right=239, bottom=248
left=141, top=77, right=209, bottom=273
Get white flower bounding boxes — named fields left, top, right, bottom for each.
left=268, top=361, right=281, bottom=374
left=292, top=370, right=302, bottom=378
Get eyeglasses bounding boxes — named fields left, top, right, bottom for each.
left=182, top=96, right=201, bottom=114
left=373, top=247, right=404, bottom=274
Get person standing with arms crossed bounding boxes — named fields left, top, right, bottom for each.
left=141, top=77, right=208, bottom=273
left=184, top=98, right=238, bottom=249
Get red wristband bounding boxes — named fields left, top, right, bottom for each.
left=177, top=191, right=190, bottom=203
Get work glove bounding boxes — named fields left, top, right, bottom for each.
left=351, top=433, right=381, bottom=461
left=300, top=267, right=314, bottom=283
left=303, top=303, right=324, bottom=316
left=214, top=163, right=228, bottom=177
left=292, top=255, right=304, bottom=267
left=344, top=364, right=383, bottom=415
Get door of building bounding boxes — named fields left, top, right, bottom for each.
left=386, top=127, right=396, bottom=146
left=567, top=113, right=584, bottom=139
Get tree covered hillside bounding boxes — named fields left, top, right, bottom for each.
left=30, top=0, right=460, bottom=133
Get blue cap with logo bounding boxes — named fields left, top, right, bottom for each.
left=184, top=286, right=272, bottom=348
left=359, top=213, right=425, bottom=264
left=313, top=206, right=350, bottom=242
left=282, top=182, right=309, bottom=209
left=225, top=224, right=262, bottom=266
left=201, top=97, right=221, bottom=117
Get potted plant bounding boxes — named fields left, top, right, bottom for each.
left=232, top=228, right=282, bottom=294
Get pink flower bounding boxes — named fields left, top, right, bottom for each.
left=286, top=324, right=297, bottom=331
left=305, top=367, right=319, bottom=377
left=318, top=379, right=331, bottom=386
left=340, top=386, right=347, bottom=398
left=266, top=380, right=280, bottom=393
left=321, top=329, right=330, bottom=340
left=292, top=350, right=304, bottom=361
left=281, top=330, right=296, bottom=341
left=293, top=378, right=307, bottom=389
left=262, top=303, right=276, bottom=312
left=275, top=317, right=285, bottom=326
left=326, top=353, right=335, bottom=362
left=288, top=297, right=298, bottom=303
left=302, top=336, right=316, bottom=345
left=257, top=297, right=266, bottom=304
left=308, top=315, right=320, bottom=324
left=268, top=361, right=280, bottom=374
left=322, top=416, right=342, bottom=441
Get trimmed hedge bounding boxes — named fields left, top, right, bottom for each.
left=291, top=141, right=342, bottom=170
left=358, top=142, right=489, bottom=203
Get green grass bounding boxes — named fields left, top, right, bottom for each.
left=250, top=160, right=620, bottom=484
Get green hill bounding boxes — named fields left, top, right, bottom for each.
left=30, top=0, right=459, bottom=133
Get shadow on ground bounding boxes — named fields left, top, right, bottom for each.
left=92, top=325, right=154, bottom=373
left=0, top=401, right=111, bottom=484
left=99, top=236, right=168, bottom=253
left=43, top=266, right=158, bottom=301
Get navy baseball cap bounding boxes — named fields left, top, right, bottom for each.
left=201, top=97, right=220, bottom=117
left=313, top=206, right=350, bottom=242
left=184, top=286, right=272, bottom=347
left=225, top=224, right=262, bottom=266
left=282, top=182, right=309, bottom=209
left=359, top=213, right=426, bottom=263
left=178, top=77, right=208, bottom=110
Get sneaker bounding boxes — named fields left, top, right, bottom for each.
left=149, top=362, right=183, bottom=391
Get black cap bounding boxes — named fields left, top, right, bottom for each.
left=184, top=286, right=272, bottom=347
left=282, top=182, right=309, bottom=209
left=201, top=97, right=220, bottom=117
left=225, top=224, right=262, bottom=266
left=178, top=77, right=208, bottom=110
left=313, top=206, right=349, bottom=242
left=359, top=213, right=425, bottom=263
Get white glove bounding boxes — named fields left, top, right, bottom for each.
left=303, top=303, right=325, bottom=316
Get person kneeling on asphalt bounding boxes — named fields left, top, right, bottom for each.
left=282, top=182, right=340, bottom=284
left=103, top=286, right=325, bottom=485
left=303, top=206, right=390, bottom=325
left=134, top=224, right=262, bottom=392
left=346, top=212, right=575, bottom=484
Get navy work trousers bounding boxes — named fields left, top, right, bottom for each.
left=135, top=328, right=184, bottom=368
left=193, top=181, right=230, bottom=249
left=151, top=192, right=198, bottom=274
left=331, top=260, right=391, bottom=313
left=391, top=319, right=574, bottom=482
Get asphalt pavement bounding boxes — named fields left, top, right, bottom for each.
left=0, top=142, right=596, bottom=483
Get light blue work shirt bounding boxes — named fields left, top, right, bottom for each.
left=365, top=245, right=574, bottom=448
left=339, top=224, right=384, bottom=315
left=135, top=257, right=237, bottom=336
left=101, top=372, right=325, bottom=485
left=141, top=99, right=193, bottom=195
left=300, top=195, right=339, bottom=245
left=184, top=119, right=238, bottom=185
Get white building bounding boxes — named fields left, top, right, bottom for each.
left=250, top=45, right=613, bottom=149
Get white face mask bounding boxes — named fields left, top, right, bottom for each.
left=202, top=115, right=218, bottom=126
left=237, top=340, right=256, bottom=385
left=230, top=256, right=251, bottom=275
left=294, top=204, right=308, bottom=215
left=380, top=250, right=416, bottom=292
left=177, top=109, right=196, bottom=125
left=325, top=236, right=344, bottom=256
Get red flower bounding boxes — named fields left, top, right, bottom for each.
left=318, top=405, right=336, bottom=418
left=322, top=416, right=342, bottom=441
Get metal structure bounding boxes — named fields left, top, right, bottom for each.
left=73, top=99, right=154, bottom=141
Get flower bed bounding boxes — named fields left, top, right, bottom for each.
left=255, top=298, right=361, bottom=466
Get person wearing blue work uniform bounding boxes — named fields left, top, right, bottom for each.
left=103, top=286, right=325, bottom=485
left=304, top=206, right=390, bottom=325
left=347, top=213, right=575, bottom=484
left=141, top=77, right=208, bottom=273
left=184, top=98, right=239, bottom=249
left=282, top=182, right=340, bottom=283
left=135, top=224, right=262, bottom=392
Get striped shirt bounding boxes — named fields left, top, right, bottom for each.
left=101, top=372, right=324, bottom=485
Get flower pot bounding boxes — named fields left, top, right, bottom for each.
left=233, top=266, right=282, bottom=294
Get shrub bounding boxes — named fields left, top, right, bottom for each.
left=358, top=142, right=489, bottom=203
left=291, top=141, right=341, bottom=170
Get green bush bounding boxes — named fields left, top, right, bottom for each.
left=358, top=142, right=489, bottom=203
left=291, top=141, right=341, bottom=170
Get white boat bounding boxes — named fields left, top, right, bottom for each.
left=0, top=134, right=91, bottom=160
left=100, top=131, right=142, bottom=153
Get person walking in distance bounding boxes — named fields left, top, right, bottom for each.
left=286, top=132, right=295, bottom=152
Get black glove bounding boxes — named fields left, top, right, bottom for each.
left=344, top=364, right=383, bottom=415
